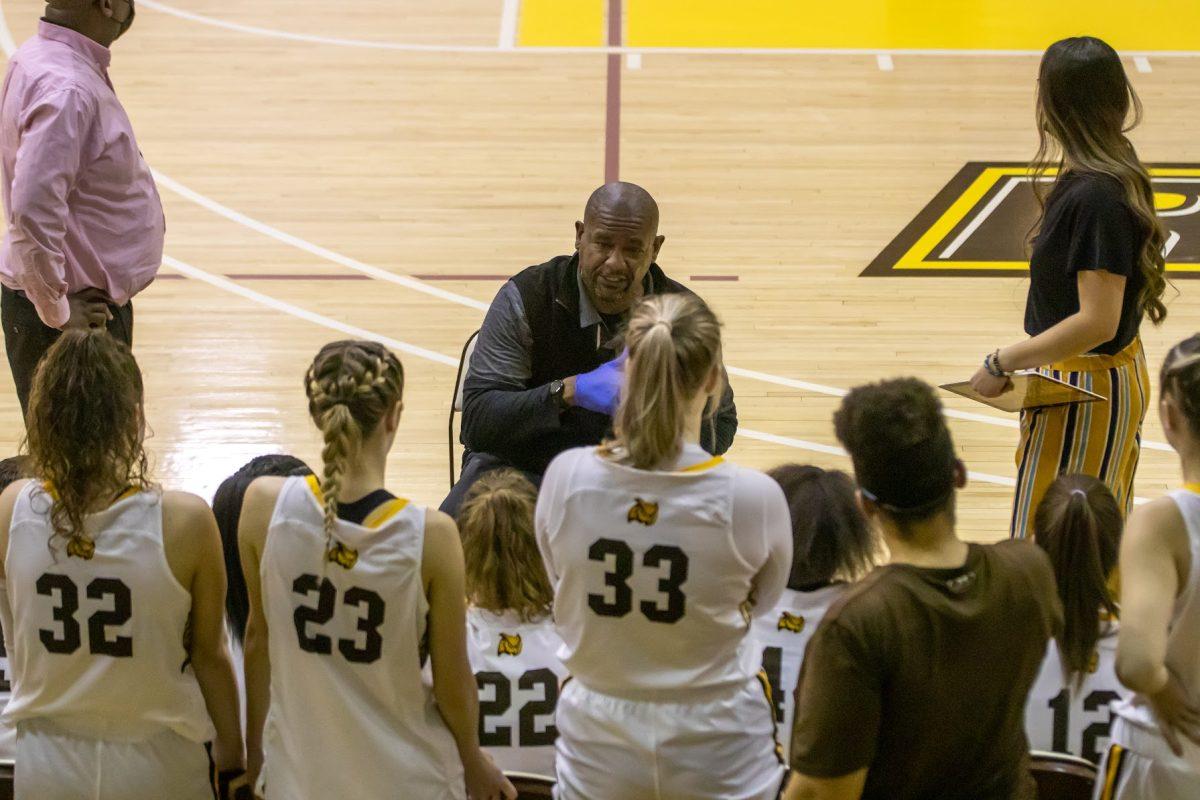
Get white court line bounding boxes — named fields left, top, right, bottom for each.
left=138, top=0, right=1200, bottom=59
left=162, top=252, right=1035, bottom=492
left=149, top=170, right=1181, bottom=453
left=876, top=54, right=894, bottom=71
left=0, top=2, right=1171, bottom=466
left=1165, top=231, right=1182, bottom=258
left=1135, top=56, right=1153, bottom=73
left=162, top=255, right=459, bottom=366
left=151, top=171, right=488, bottom=312
left=939, top=177, right=1020, bottom=259
left=498, top=0, right=519, bottom=51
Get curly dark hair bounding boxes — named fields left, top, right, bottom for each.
left=833, top=377, right=958, bottom=526
left=24, top=330, right=152, bottom=553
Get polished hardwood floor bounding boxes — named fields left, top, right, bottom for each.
left=1, top=0, right=1198, bottom=540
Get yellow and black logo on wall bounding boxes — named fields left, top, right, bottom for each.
left=863, top=162, right=1200, bottom=277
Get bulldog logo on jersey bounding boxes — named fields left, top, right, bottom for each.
left=627, top=498, right=659, bottom=526
left=66, top=535, right=95, bottom=560
left=326, top=541, right=358, bottom=570
left=777, top=611, right=806, bottom=633
left=497, top=633, right=523, bottom=657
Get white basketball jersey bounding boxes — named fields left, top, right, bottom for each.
left=0, top=483, right=213, bottom=743
left=1111, top=488, right=1200, bottom=771
left=1024, top=624, right=1120, bottom=763
left=752, top=584, right=846, bottom=761
left=536, top=445, right=792, bottom=699
left=467, top=607, right=567, bottom=776
left=0, top=627, right=13, bottom=758
left=258, top=476, right=463, bottom=800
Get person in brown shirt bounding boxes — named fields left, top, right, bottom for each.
left=783, top=378, right=1063, bottom=800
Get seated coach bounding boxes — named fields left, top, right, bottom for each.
left=441, top=182, right=738, bottom=516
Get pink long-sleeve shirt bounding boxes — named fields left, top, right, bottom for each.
left=0, top=21, right=163, bottom=329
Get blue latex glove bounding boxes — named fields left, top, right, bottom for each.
left=574, top=351, right=627, bottom=416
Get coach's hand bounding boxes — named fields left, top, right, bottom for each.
left=64, top=288, right=113, bottom=330
left=572, top=350, right=628, bottom=416
left=969, top=365, right=1011, bottom=398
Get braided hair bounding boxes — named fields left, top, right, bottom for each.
left=1162, top=334, right=1200, bottom=438
left=305, top=341, right=405, bottom=552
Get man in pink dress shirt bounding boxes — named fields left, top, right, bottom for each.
left=0, top=0, right=161, bottom=415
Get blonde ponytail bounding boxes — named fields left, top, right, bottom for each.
left=603, top=294, right=723, bottom=470
left=305, top=341, right=405, bottom=551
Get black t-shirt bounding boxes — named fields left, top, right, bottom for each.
left=789, top=541, right=1063, bottom=800
left=1025, top=172, right=1146, bottom=356
left=336, top=489, right=397, bottom=525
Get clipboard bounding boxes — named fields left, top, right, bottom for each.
left=940, top=372, right=1105, bottom=413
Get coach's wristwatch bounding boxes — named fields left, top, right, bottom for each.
left=550, top=379, right=569, bottom=411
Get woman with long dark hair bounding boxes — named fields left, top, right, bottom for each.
left=968, top=36, right=1167, bottom=538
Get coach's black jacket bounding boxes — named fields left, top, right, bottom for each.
left=458, top=253, right=738, bottom=478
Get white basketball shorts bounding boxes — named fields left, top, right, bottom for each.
left=15, top=719, right=213, bottom=800
left=554, top=675, right=786, bottom=800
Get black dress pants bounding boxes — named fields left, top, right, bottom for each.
left=2, top=285, right=133, bottom=418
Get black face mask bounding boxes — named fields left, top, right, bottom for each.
left=112, top=0, right=135, bottom=41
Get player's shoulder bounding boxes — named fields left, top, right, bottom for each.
left=728, top=463, right=785, bottom=502
left=544, top=445, right=602, bottom=483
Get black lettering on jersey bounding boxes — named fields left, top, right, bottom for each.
left=339, top=587, right=385, bottom=664
left=0, top=630, right=9, bottom=693
left=586, top=538, right=689, bottom=624
left=293, top=574, right=387, bottom=664
left=292, top=574, right=335, bottom=655
left=476, top=671, right=512, bottom=747
left=518, top=668, right=559, bottom=746
left=87, top=578, right=133, bottom=657
left=35, top=574, right=133, bottom=657
left=476, top=669, right=559, bottom=748
left=761, top=646, right=785, bottom=723
left=1047, top=688, right=1119, bottom=763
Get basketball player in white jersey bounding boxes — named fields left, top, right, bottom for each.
left=0, top=330, right=245, bottom=800
left=1024, top=474, right=1123, bottom=764
left=752, top=465, right=875, bottom=762
left=458, top=469, right=567, bottom=777
left=0, top=455, right=32, bottom=761
left=239, top=340, right=514, bottom=800
left=537, top=293, right=792, bottom=800
left=1096, top=335, right=1200, bottom=798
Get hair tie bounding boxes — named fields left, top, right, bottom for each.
left=1070, top=488, right=1088, bottom=499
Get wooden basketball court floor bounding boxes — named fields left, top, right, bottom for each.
left=1, top=0, right=1199, bottom=541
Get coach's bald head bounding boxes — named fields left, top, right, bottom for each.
left=45, top=0, right=136, bottom=47
left=575, top=182, right=666, bottom=316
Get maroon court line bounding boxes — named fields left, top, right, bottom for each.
left=604, top=0, right=622, bottom=183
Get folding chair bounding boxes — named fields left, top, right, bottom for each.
left=448, top=329, right=481, bottom=488
left=1029, top=750, right=1097, bottom=800
left=505, top=771, right=555, bottom=799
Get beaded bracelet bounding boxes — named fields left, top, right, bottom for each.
left=983, top=349, right=1007, bottom=378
